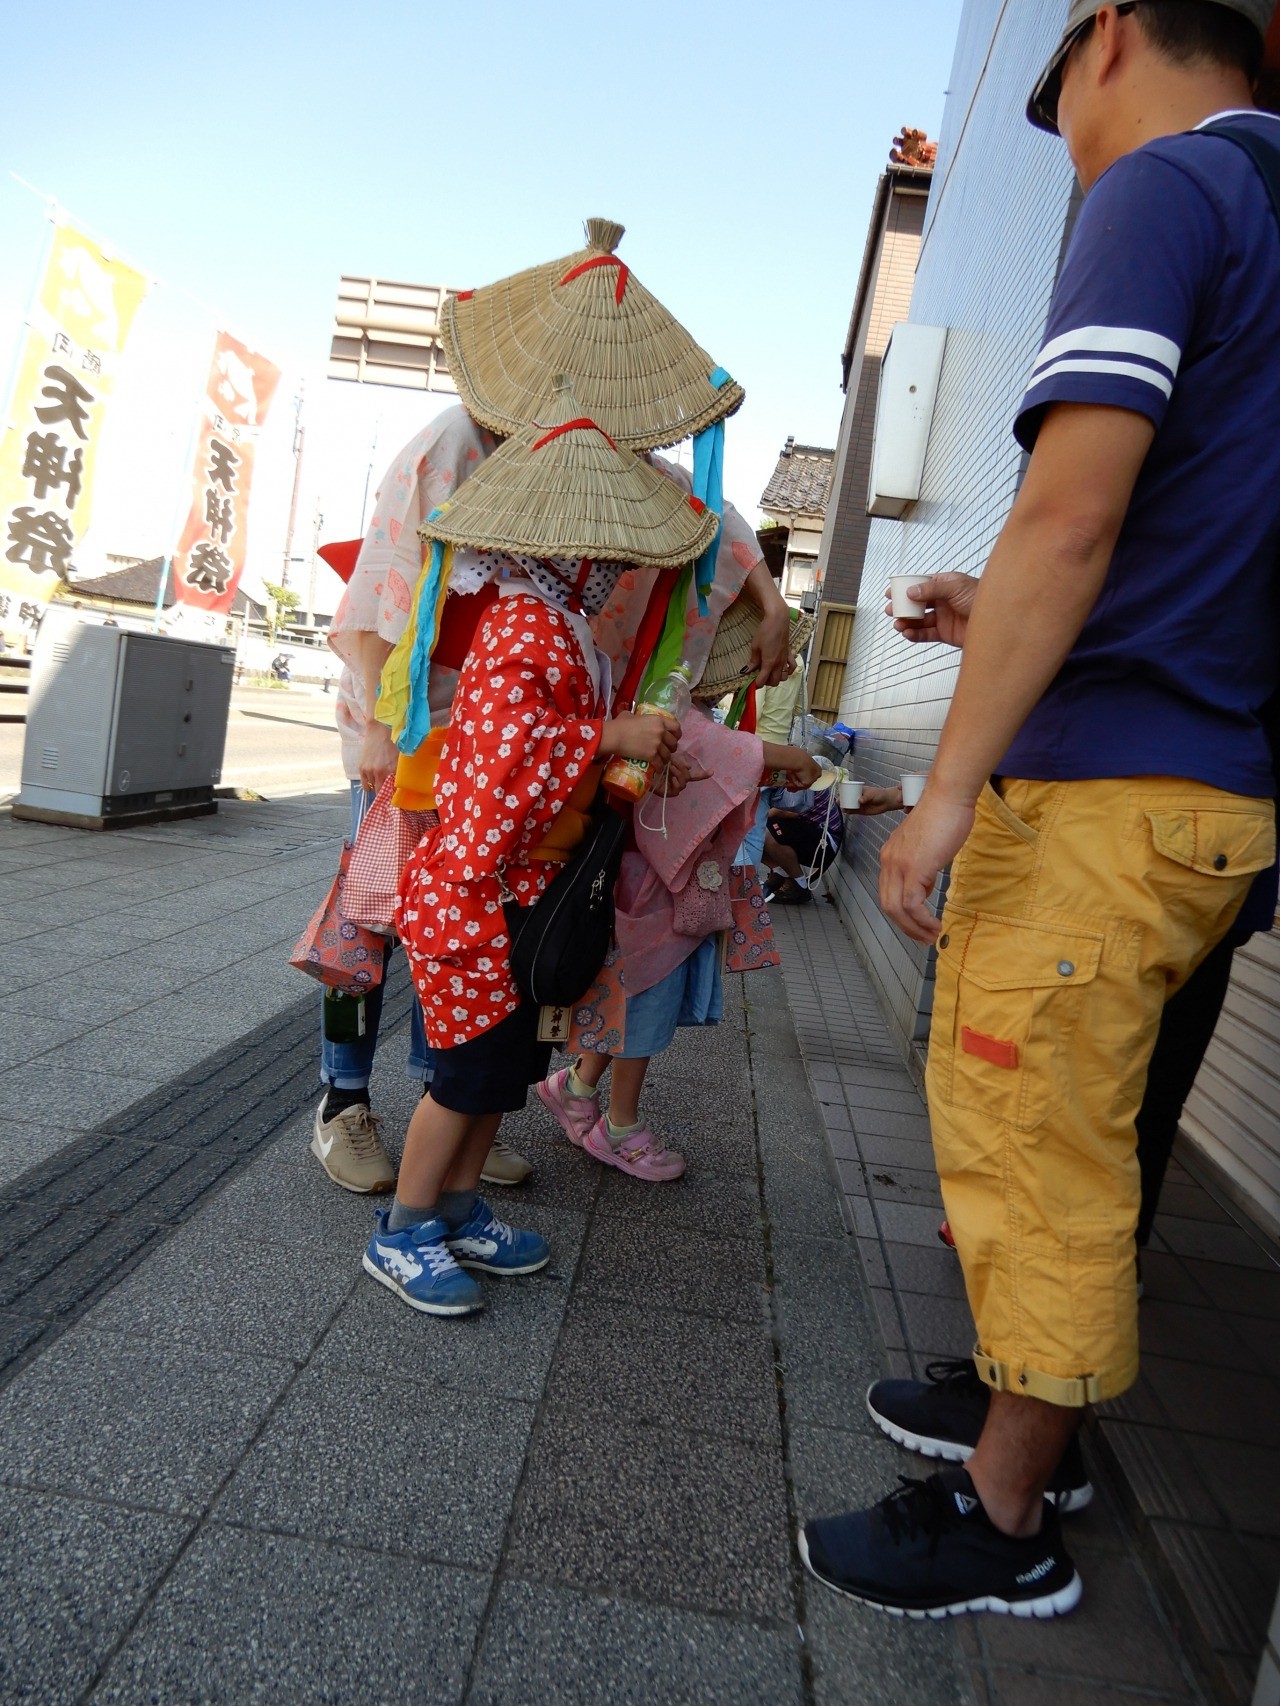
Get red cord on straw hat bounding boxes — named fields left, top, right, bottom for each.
left=559, top=255, right=629, bottom=305
left=530, top=418, right=618, bottom=453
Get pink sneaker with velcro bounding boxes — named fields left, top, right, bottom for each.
left=583, top=1116, right=686, bottom=1183
left=536, top=1068, right=599, bottom=1148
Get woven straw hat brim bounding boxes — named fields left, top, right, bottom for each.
left=418, top=381, right=719, bottom=569
left=442, top=219, right=745, bottom=452
left=693, top=597, right=816, bottom=701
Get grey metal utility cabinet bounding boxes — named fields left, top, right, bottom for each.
left=14, top=610, right=235, bottom=829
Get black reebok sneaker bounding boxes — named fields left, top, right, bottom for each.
left=866, top=1358, right=1093, bottom=1514
left=800, top=1465, right=1082, bottom=1619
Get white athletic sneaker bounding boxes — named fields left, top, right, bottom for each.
left=311, top=1099, right=396, bottom=1194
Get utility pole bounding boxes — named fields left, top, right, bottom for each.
left=307, top=501, right=322, bottom=629
left=281, top=386, right=305, bottom=589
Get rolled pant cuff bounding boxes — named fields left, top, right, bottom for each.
left=973, top=1344, right=1136, bottom=1407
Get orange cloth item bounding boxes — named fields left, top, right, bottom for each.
left=530, top=763, right=604, bottom=862
left=391, top=726, right=448, bottom=811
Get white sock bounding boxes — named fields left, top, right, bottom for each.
left=793, top=875, right=810, bottom=890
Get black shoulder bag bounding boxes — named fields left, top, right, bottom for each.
left=1200, top=119, right=1280, bottom=218
left=501, top=793, right=627, bottom=1008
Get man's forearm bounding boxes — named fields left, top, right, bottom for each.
left=745, top=556, right=787, bottom=618
left=930, top=514, right=1112, bottom=804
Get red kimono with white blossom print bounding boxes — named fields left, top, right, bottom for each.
left=396, top=592, right=604, bottom=1049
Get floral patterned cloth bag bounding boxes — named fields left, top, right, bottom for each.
left=343, top=777, right=436, bottom=933
left=723, top=864, right=780, bottom=974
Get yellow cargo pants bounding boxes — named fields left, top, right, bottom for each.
left=927, top=776, right=1274, bottom=1405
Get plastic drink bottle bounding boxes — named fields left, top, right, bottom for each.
left=603, top=661, right=693, bottom=803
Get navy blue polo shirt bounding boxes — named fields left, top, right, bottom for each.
left=1003, top=111, right=1280, bottom=799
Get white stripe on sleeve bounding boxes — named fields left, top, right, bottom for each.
left=1026, top=356, right=1175, bottom=401
left=1030, top=325, right=1181, bottom=385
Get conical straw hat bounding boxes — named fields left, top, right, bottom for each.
left=419, top=376, right=719, bottom=568
left=693, top=596, right=815, bottom=702
left=441, top=218, right=745, bottom=451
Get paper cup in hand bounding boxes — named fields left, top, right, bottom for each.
left=890, top=576, right=928, bottom=621
left=901, top=773, right=928, bottom=808
left=838, top=779, right=865, bottom=811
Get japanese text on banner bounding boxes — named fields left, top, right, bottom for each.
left=171, top=332, right=280, bottom=614
left=0, top=221, right=148, bottom=629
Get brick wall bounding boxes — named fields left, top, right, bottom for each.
left=826, top=0, right=1078, bottom=1057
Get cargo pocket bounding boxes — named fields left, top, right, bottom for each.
left=1145, top=805, right=1275, bottom=881
left=934, top=910, right=1103, bottom=1132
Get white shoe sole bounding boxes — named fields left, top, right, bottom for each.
left=310, top=1132, right=394, bottom=1195
left=865, top=1387, right=1094, bottom=1514
left=361, top=1253, right=482, bottom=1316
left=451, top=1251, right=550, bottom=1277
left=798, top=1528, right=1083, bottom=1620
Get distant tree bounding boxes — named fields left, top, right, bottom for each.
left=262, top=581, right=301, bottom=643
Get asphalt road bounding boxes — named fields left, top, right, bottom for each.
left=0, top=685, right=349, bottom=804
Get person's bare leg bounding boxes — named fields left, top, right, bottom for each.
left=395, top=1094, right=499, bottom=1211
left=763, top=832, right=802, bottom=881
left=442, top=1112, right=504, bottom=1193
left=966, top=1392, right=1081, bottom=1537
left=573, top=1052, right=610, bottom=1093
left=607, top=1056, right=650, bottom=1128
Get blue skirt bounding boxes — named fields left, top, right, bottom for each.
left=621, top=937, right=723, bottom=1059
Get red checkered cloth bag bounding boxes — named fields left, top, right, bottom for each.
left=289, top=835, right=388, bottom=995
left=343, top=778, right=436, bottom=933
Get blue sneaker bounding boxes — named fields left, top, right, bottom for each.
left=446, top=1198, right=550, bottom=1275
left=362, top=1211, right=483, bottom=1316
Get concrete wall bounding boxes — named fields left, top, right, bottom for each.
left=828, top=0, right=1077, bottom=1057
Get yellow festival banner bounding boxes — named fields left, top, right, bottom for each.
left=0, top=219, right=148, bottom=631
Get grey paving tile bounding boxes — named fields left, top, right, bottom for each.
left=0, top=1120, right=85, bottom=1190
left=863, top=1161, right=945, bottom=1209
left=546, top=1292, right=780, bottom=1445
left=469, top=1579, right=804, bottom=1706
left=0, top=1329, right=292, bottom=1514
left=92, top=1526, right=488, bottom=1705
left=215, top=1365, right=533, bottom=1569
left=1180, top=1430, right=1280, bottom=1538
left=0, top=1484, right=190, bottom=1706
left=576, top=1209, right=769, bottom=1326
left=1190, top=1256, right=1280, bottom=1319
left=977, top=1547, right=1199, bottom=1693
left=880, top=1238, right=968, bottom=1299
left=1154, top=1215, right=1278, bottom=1272
left=316, top=1212, right=583, bottom=1404
left=505, top=1402, right=793, bottom=1621
left=898, top=1291, right=976, bottom=1359
left=593, top=1154, right=761, bottom=1238
left=0, top=1063, right=165, bottom=1129
left=0, top=1306, right=45, bottom=1367
left=983, top=1669, right=1193, bottom=1703
left=82, top=1212, right=357, bottom=1361
left=1095, top=1419, right=1225, bottom=1529
left=854, top=1129, right=939, bottom=1171
left=770, top=1233, right=888, bottom=1430
left=1144, top=1357, right=1280, bottom=1449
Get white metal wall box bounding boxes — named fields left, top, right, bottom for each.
left=867, top=323, right=947, bottom=518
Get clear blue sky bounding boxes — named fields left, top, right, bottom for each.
left=0, top=0, right=964, bottom=602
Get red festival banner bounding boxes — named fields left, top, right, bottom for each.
left=171, top=331, right=280, bottom=613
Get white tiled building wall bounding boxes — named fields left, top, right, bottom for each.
left=830, top=0, right=1077, bottom=1056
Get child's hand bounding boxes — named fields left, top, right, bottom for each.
left=603, top=711, right=681, bottom=765
left=656, top=752, right=711, bottom=797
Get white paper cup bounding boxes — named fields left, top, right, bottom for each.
left=901, top=773, right=928, bottom=808
left=838, top=779, right=865, bottom=811
left=890, top=576, right=928, bottom=620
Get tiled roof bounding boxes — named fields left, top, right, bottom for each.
left=69, top=558, right=266, bottom=618
left=760, top=438, right=836, bottom=516
left=890, top=128, right=938, bottom=169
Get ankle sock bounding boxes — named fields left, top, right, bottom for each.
left=387, top=1196, right=436, bottom=1233
left=605, top=1115, right=641, bottom=1146
left=436, top=1188, right=479, bottom=1230
left=322, top=1085, right=370, bottom=1122
left=567, top=1063, right=596, bottom=1099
